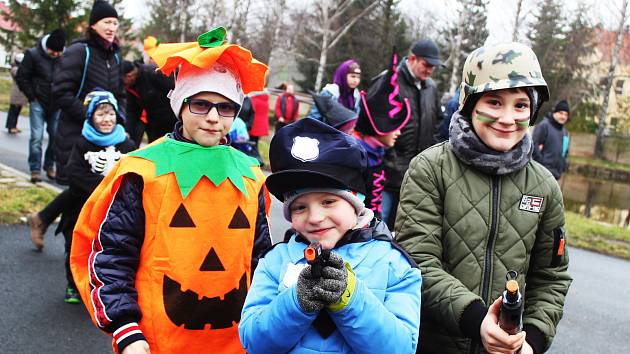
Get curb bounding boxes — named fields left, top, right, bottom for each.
left=0, top=162, right=63, bottom=194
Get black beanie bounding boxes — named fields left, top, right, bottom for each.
left=89, top=0, right=118, bottom=25
left=46, top=29, right=66, bottom=51
left=554, top=100, right=570, bottom=114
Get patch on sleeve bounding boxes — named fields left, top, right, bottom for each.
left=519, top=195, right=544, bottom=213
left=282, top=263, right=308, bottom=288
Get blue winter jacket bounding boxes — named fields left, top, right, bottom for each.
left=239, top=221, right=422, bottom=354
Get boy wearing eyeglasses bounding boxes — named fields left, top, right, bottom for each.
left=70, top=28, right=271, bottom=354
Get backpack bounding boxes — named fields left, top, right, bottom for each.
left=75, top=44, right=121, bottom=99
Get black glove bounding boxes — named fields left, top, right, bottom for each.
left=297, top=265, right=326, bottom=313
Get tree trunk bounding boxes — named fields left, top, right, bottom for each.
left=512, top=0, right=524, bottom=41
left=448, top=7, right=465, bottom=94
left=315, top=33, right=329, bottom=91
left=595, top=0, right=627, bottom=158
left=314, top=0, right=331, bottom=91
left=267, top=0, right=287, bottom=68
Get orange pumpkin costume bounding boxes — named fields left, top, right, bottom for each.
left=70, top=27, right=270, bottom=354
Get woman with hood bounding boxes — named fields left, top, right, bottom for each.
left=309, top=59, right=362, bottom=131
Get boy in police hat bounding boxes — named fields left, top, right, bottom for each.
left=239, top=117, right=421, bottom=353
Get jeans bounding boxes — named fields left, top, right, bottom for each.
left=28, top=101, right=59, bottom=172
left=381, top=189, right=400, bottom=231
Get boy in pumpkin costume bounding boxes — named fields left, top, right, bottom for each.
left=70, top=27, right=271, bottom=354
left=239, top=118, right=422, bottom=353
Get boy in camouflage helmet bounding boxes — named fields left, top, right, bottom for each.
left=395, top=42, right=571, bottom=354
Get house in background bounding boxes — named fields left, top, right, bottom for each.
left=594, top=27, right=630, bottom=135
left=0, top=1, right=18, bottom=69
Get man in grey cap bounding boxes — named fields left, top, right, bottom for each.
left=381, top=39, right=443, bottom=230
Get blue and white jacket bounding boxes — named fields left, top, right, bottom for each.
left=239, top=220, right=422, bottom=354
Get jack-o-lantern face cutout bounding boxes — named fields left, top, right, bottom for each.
left=163, top=204, right=251, bottom=330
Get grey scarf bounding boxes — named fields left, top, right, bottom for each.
left=449, top=111, right=532, bottom=175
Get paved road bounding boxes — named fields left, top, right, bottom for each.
left=3, top=112, right=630, bottom=352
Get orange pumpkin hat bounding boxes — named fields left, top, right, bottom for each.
left=150, top=27, right=268, bottom=115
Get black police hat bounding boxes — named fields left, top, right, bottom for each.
left=355, top=49, right=411, bottom=136
left=310, top=93, right=358, bottom=130
left=266, top=118, right=368, bottom=201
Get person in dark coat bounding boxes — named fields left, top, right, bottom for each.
left=52, top=0, right=125, bottom=185
left=5, top=54, right=27, bottom=134
left=532, top=100, right=571, bottom=180
left=16, top=29, right=65, bottom=182
left=27, top=89, right=134, bottom=304
left=381, top=39, right=443, bottom=230
left=122, top=60, right=177, bottom=147
left=437, top=88, right=460, bottom=142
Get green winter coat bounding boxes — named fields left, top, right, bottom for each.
left=395, top=142, right=571, bottom=354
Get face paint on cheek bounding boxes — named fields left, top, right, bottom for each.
left=474, top=110, right=500, bottom=124
left=515, top=118, right=530, bottom=128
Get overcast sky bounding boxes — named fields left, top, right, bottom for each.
left=121, top=0, right=629, bottom=43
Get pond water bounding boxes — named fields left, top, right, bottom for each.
left=560, top=173, right=630, bottom=227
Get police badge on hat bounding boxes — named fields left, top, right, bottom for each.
left=291, top=136, right=320, bottom=162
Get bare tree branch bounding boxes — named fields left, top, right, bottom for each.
left=328, top=0, right=380, bottom=49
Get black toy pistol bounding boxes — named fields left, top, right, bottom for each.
left=304, top=241, right=330, bottom=278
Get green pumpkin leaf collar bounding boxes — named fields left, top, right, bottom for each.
left=129, top=138, right=259, bottom=198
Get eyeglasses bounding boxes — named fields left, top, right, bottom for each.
left=184, top=98, right=239, bottom=117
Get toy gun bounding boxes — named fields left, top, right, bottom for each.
left=498, top=270, right=524, bottom=335
left=304, top=242, right=330, bottom=278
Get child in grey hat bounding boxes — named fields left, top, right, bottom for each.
left=239, top=118, right=422, bottom=353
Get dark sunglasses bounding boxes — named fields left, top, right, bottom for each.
left=184, top=98, right=239, bottom=117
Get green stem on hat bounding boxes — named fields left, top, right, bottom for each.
left=197, top=27, right=227, bottom=48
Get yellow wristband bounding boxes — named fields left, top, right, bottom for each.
left=327, top=262, right=356, bottom=312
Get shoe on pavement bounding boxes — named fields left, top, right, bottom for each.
left=30, top=171, right=42, bottom=183
left=27, top=212, right=48, bottom=251
left=46, top=168, right=56, bottom=180
left=8, top=128, right=21, bottom=134
left=64, top=287, right=81, bottom=304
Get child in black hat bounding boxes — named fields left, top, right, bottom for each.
left=239, top=117, right=421, bottom=353
left=354, top=50, right=411, bottom=218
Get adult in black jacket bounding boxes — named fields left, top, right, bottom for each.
left=381, top=39, right=443, bottom=229
left=52, top=0, right=125, bottom=184
left=532, top=100, right=571, bottom=179
left=16, top=29, right=65, bottom=182
left=122, top=60, right=177, bottom=146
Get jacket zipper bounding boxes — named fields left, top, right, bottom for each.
left=469, top=175, right=500, bottom=354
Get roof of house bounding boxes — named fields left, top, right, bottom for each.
left=595, top=27, right=630, bottom=66
left=0, top=2, right=19, bottom=31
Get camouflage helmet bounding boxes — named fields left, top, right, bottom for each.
left=458, top=42, right=549, bottom=125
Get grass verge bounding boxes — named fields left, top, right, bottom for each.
left=566, top=211, right=630, bottom=259
left=0, top=186, right=56, bottom=224
left=568, top=155, right=630, bottom=173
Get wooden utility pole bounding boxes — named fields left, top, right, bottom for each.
left=595, top=0, right=628, bottom=158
